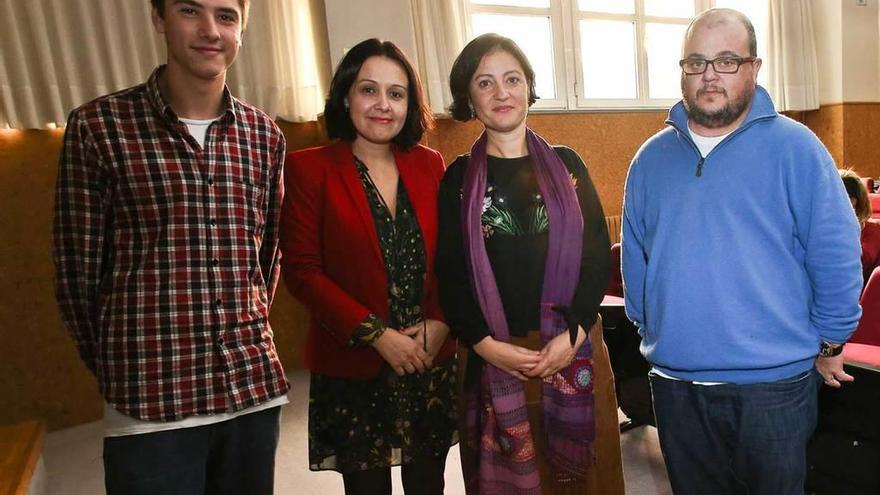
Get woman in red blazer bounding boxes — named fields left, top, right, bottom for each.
left=279, top=39, right=456, bottom=494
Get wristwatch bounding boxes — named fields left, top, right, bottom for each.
left=819, top=341, right=844, bottom=358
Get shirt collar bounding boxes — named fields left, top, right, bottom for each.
left=145, top=65, right=237, bottom=124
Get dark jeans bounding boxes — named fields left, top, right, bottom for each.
left=341, top=456, right=447, bottom=495
left=650, top=370, right=820, bottom=495
left=104, top=406, right=281, bottom=495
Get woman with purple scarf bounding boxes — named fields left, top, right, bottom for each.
left=437, top=34, right=624, bottom=494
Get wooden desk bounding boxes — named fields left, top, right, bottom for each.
left=600, top=295, right=624, bottom=308
left=843, top=343, right=880, bottom=372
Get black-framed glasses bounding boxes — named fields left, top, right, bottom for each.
left=679, top=56, right=757, bottom=75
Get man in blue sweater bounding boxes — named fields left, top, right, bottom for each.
left=622, top=8, right=862, bottom=495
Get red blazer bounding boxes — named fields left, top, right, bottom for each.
left=279, top=141, right=454, bottom=379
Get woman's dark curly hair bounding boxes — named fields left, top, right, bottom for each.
left=324, top=38, right=433, bottom=150
left=447, top=33, right=538, bottom=122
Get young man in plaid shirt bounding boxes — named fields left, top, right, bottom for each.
left=52, top=1, right=288, bottom=493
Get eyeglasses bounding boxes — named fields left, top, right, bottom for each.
left=679, top=56, right=757, bottom=75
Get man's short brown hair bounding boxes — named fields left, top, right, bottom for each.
left=150, top=0, right=251, bottom=28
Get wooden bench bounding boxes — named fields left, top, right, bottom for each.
left=0, top=421, right=45, bottom=495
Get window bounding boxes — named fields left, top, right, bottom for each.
left=463, top=0, right=768, bottom=110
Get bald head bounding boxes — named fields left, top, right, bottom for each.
left=684, top=8, right=757, bottom=57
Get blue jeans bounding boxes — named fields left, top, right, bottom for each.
left=103, top=406, right=281, bottom=495
left=649, top=370, right=820, bottom=495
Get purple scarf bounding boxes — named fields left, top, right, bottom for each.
left=461, top=129, right=595, bottom=494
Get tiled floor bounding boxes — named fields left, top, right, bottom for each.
left=42, top=371, right=671, bottom=494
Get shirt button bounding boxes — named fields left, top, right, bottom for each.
left=215, top=298, right=223, bottom=307
left=212, top=258, right=219, bottom=266
left=207, top=178, right=214, bottom=186
left=209, top=218, right=217, bottom=227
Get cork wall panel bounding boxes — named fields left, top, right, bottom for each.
left=0, top=128, right=102, bottom=430
left=803, top=104, right=845, bottom=167
left=0, top=121, right=327, bottom=430
left=801, top=103, right=880, bottom=180
left=425, top=111, right=669, bottom=216
left=841, top=103, right=880, bottom=180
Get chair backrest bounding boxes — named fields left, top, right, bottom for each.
left=862, top=177, right=875, bottom=194
left=871, top=194, right=880, bottom=219
left=606, top=242, right=623, bottom=297
left=850, top=267, right=880, bottom=346
left=605, top=215, right=622, bottom=245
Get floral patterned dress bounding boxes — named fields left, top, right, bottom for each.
left=307, top=157, right=458, bottom=473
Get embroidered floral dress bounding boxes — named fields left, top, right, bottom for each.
left=308, top=157, right=458, bottom=473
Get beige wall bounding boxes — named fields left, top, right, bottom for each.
left=842, top=0, right=880, bottom=102
left=813, top=0, right=844, bottom=104
left=324, top=0, right=419, bottom=70
left=813, top=0, right=880, bottom=104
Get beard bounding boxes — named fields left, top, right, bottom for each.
left=682, top=79, right=755, bottom=129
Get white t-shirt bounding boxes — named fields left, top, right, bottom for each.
left=688, top=124, right=732, bottom=158
left=180, top=116, right=221, bottom=147
left=104, top=395, right=289, bottom=437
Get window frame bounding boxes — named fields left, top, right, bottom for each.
left=460, top=0, right=740, bottom=111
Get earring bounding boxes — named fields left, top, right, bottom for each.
left=344, top=98, right=350, bottom=111
left=468, top=101, right=475, bottom=119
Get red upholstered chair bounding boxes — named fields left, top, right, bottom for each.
left=862, top=177, right=875, bottom=194
left=850, top=268, right=880, bottom=346
left=606, top=243, right=623, bottom=297
left=871, top=194, right=880, bottom=219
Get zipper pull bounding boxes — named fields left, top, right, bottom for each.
left=696, top=158, right=704, bottom=177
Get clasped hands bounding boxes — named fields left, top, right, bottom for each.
left=371, top=319, right=450, bottom=376
left=472, top=325, right=588, bottom=381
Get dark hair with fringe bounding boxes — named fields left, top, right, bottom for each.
left=447, top=33, right=538, bottom=122
left=324, top=38, right=433, bottom=150
left=150, top=0, right=251, bottom=29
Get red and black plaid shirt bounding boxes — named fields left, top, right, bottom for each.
left=53, top=66, right=289, bottom=421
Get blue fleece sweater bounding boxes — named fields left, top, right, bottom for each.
left=622, top=86, right=863, bottom=384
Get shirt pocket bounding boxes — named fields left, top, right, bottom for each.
left=229, top=177, right=267, bottom=236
